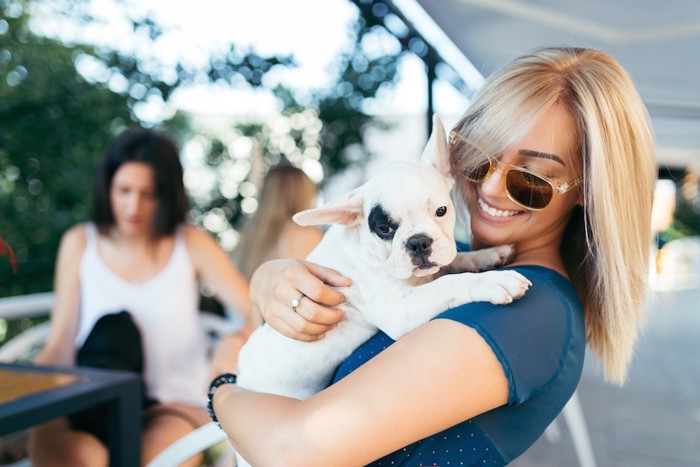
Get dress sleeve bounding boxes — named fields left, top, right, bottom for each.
left=434, top=267, right=581, bottom=406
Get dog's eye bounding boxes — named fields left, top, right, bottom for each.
left=368, top=205, right=398, bottom=240
left=435, top=206, right=447, bottom=217
left=374, top=224, right=397, bottom=240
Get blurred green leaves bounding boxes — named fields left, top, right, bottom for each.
left=0, top=0, right=408, bottom=297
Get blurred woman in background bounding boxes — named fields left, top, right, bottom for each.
left=233, top=164, right=323, bottom=282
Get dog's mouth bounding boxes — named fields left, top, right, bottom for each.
left=417, top=261, right=437, bottom=270
left=413, top=262, right=440, bottom=277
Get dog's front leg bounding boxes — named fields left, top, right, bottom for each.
left=365, top=269, right=530, bottom=340
left=443, top=244, right=516, bottom=274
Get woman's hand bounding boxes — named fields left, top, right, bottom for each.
left=250, top=259, right=350, bottom=342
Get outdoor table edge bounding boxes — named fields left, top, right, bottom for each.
left=0, top=363, right=142, bottom=435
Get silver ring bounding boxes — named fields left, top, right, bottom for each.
left=291, top=293, right=305, bottom=313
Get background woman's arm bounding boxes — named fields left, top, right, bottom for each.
left=184, top=225, right=253, bottom=374
left=34, top=225, right=86, bottom=366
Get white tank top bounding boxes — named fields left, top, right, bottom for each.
left=76, top=223, right=209, bottom=406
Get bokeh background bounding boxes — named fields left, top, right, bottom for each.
left=2, top=1, right=700, bottom=465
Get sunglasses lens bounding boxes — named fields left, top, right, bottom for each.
left=465, top=160, right=492, bottom=183
left=506, top=170, right=553, bottom=209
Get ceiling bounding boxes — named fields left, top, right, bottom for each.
left=403, top=0, right=700, bottom=170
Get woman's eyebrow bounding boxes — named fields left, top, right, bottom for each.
left=519, top=149, right=565, bottom=165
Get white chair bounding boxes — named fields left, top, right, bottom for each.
left=146, top=422, right=230, bottom=467
left=0, top=292, right=54, bottom=363
left=0, top=304, right=240, bottom=364
left=543, top=390, right=598, bottom=467
left=0, top=292, right=241, bottom=466
left=0, top=321, right=50, bottom=362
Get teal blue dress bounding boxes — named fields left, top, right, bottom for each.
left=331, top=265, right=586, bottom=466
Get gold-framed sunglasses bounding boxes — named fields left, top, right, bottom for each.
left=449, top=130, right=582, bottom=211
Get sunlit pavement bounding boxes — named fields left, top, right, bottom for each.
left=512, top=285, right=700, bottom=467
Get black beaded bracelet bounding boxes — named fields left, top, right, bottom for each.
left=207, top=372, right=237, bottom=429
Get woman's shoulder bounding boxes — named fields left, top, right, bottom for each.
left=180, top=223, right=214, bottom=245
left=52, top=224, right=90, bottom=276
left=283, top=221, right=323, bottom=239
left=181, top=224, right=227, bottom=260
left=445, top=264, right=582, bottom=332
left=60, top=223, right=90, bottom=252
left=510, top=264, right=577, bottom=291
left=280, top=221, right=323, bottom=259
left=437, top=265, right=585, bottom=404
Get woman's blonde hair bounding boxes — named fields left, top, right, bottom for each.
left=233, top=164, right=318, bottom=279
left=451, top=47, right=657, bottom=385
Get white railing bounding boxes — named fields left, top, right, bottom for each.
left=0, top=292, right=54, bottom=362
left=0, top=292, right=54, bottom=320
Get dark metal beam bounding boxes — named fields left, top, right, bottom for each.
left=351, top=0, right=474, bottom=136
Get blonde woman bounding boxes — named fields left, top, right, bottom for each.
left=233, top=164, right=323, bottom=281
left=211, top=47, right=656, bottom=465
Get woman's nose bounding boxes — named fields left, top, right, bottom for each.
left=125, top=194, right=143, bottom=214
left=480, top=165, right=505, bottom=197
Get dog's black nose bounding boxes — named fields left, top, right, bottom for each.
left=406, top=234, right=433, bottom=257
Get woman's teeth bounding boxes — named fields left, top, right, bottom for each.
left=478, top=198, right=519, bottom=217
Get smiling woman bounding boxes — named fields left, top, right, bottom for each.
left=209, top=46, right=656, bottom=467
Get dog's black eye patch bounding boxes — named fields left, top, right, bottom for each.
left=368, top=204, right=398, bottom=241
left=436, top=206, right=447, bottom=217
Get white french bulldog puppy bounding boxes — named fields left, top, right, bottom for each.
left=236, top=116, right=530, bottom=403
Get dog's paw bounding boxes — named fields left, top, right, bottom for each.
left=449, top=244, right=516, bottom=273
left=491, top=244, right=517, bottom=266
left=473, top=270, right=531, bottom=304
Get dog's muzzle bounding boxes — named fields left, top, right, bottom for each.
left=406, top=234, right=436, bottom=269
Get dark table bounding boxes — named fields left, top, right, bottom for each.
left=0, top=362, right=141, bottom=466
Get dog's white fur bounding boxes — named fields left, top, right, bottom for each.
left=236, top=116, right=530, bottom=403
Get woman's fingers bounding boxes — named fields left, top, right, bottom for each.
left=280, top=260, right=349, bottom=308
left=305, top=261, right=352, bottom=288
left=271, top=281, right=342, bottom=334
left=264, top=309, right=331, bottom=342
left=293, top=293, right=344, bottom=326
left=250, top=259, right=349, bottom=341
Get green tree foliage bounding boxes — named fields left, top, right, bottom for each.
left=663, top=173, right=700, bottom=246
left=0, top=5, right=134, bottom=295
left=195, top=17, right=404, bottom=235
left=0, top=1, right=292, bottom=296
left=0, top=0, right=409, bottom=298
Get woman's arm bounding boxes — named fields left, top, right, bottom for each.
left=184, top=225, right=252, bottom=323
left=184, top=226, right=254, bottom=374
left=34, top=225, right=86, bottom=366
left=214, top=318, right=509, bottom=466
left=280, top=222, right=323, bottom=260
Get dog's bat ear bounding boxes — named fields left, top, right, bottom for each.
left=419, top=115, right=453, bottom=188
left=293, top=188, right=364, bottom=227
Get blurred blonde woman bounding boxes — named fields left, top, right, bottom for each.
left=233, top=164, right=323, bottom=281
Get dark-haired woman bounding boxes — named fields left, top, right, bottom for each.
left=30, top=128, right=251, bottom=467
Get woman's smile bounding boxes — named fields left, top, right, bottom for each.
left=476, top=196, right=522, bottom=219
